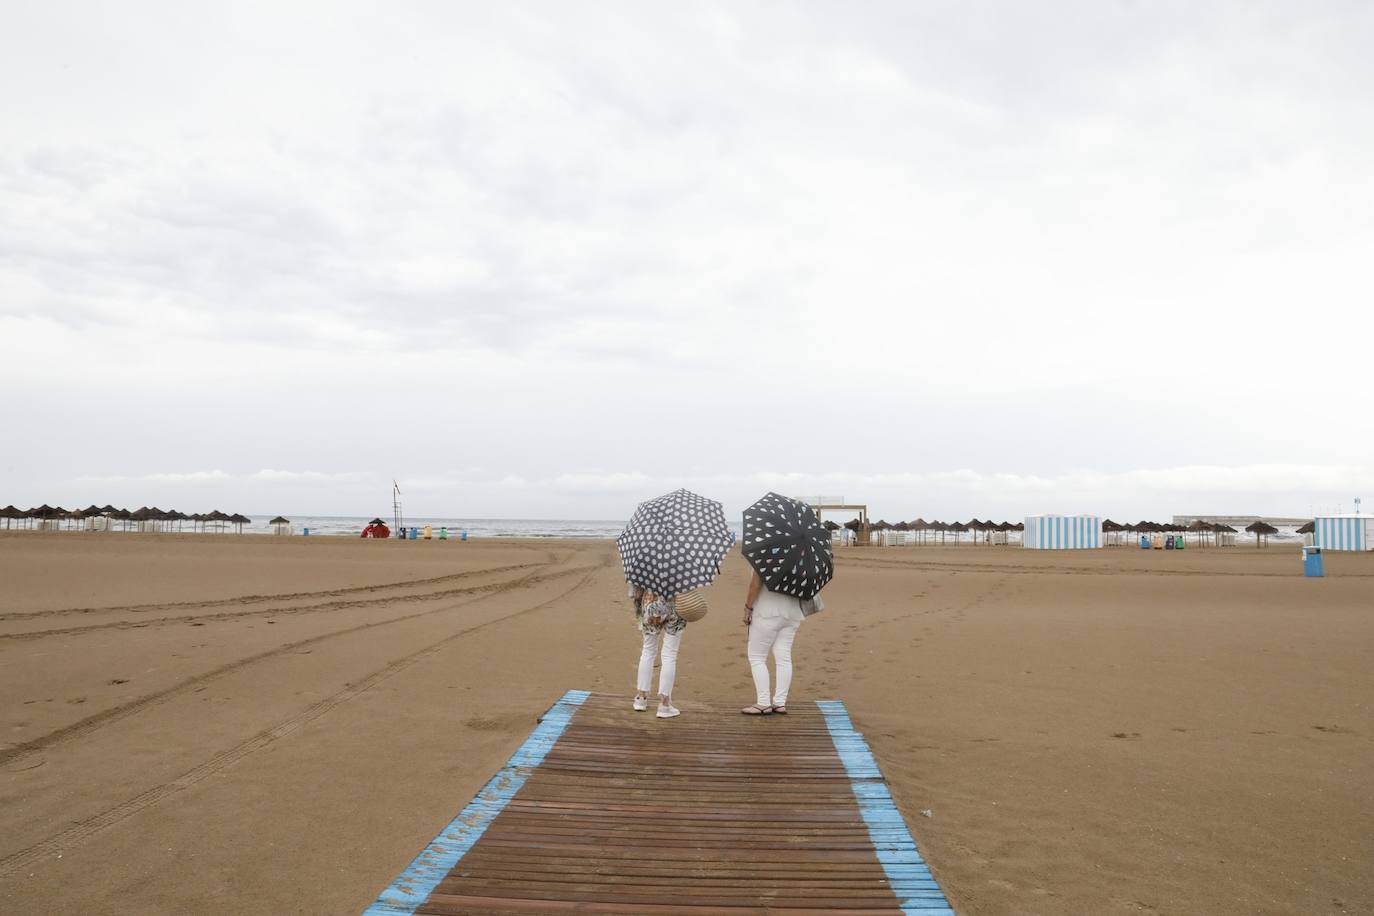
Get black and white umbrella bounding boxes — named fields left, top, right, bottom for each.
left=741, top=492, right=833, bottom=599
left=616, top=489, right=733, bottom=598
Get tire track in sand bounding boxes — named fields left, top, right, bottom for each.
left=0, top=563, right=544, bottom=641
left=0, top=561, right=542, bottom=625
left=0, top=559, right=607, bottom=878
left=0, top=562, right=596, bottom=767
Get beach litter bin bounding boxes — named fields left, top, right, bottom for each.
left=1303, top=545, right=1324, bottom=578
left=1175, top=535, right=1184, bottom=550
left=423, top=525, right=433, bottom=540
left=1140, top=535, right=1150, bottom=549
left=460, top=530, right=468, bottom=542
left=439, top=527, right=448, bottom=540
left=1165, top=535, right=1175, bottom=550
left=302, top=527, right=310, bottom=536
left=409, top=527, right=418, bottom=539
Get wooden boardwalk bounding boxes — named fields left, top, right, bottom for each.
left=365, top=692, right=953, bottom=915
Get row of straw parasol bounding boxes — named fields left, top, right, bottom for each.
left=0, top=504, right=253, bottom=532
left=828, top=518, right=1027, bottom=545
left=821, top=517, right=1289, bottom=547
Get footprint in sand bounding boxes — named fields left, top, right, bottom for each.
left=1110, top=732, right=1141, bottom=739
left=1312, top=725, right=1356, bottom=735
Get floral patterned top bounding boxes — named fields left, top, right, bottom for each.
left=631, top=588, right=687, bottom=637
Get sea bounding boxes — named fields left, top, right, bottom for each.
left=251, top=516, right=630, bottom=538
left=101, top=515, right=1306, bottom=544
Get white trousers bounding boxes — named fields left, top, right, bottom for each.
left=637, top=629, right=681, bottom=699
left=747, top=615, right=800, bottom=707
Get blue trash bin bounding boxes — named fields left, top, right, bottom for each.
left=302, top=527, right=310, bottom=536
left=460, top=530, right=468, bottom=542
left=1303, top=546, right=1324, bottom=577
left=1140, top=535, right=1150, bottom=549
left=409, top=527, right=419, bottom=540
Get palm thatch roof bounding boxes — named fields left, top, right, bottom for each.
left=1245, top=521, right=1279, bottom=535
left=269, top=515, right=290, bottom=525
left=1296, top=521, right=1315, bottom=534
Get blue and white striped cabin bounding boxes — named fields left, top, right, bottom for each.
left=1313, top=516, right=1372, bottom=552
left=1024, top=514, right=1102, bottom=550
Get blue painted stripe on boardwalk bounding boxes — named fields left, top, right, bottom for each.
left=817, top=700, right=956, bottom=915
left=362, top=690, right=590, bottom=915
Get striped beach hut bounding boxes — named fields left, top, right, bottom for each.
left=1023, top=514, right=1102, bottom=550
left=1313, top=515, right=1372, bottom=552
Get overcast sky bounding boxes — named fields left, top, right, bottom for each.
left=3, top=2, right=1372, bottom=522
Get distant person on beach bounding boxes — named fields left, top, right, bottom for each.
left=740, top=570, right=811, bottom=715
left=630, top=586, right=684, bottom=719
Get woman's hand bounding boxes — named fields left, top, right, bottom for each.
left=743, top=606, right=753, bottom=626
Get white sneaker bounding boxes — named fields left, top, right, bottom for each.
left=656, top=705, right=681, bottom=719
left=633, top=695, right=648, bottom=712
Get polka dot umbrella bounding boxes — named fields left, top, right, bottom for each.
left=616, top=489, right=733, bottom=598
left=741, top=492, right=834, bottom=599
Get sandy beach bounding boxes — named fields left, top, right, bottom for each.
left=1, top=533, right=1371, bottom=915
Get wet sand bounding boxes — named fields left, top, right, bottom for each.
left=1, top=533, right=1371, bottom=915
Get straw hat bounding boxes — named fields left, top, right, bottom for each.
left=673, top=590, right=708, bottom=623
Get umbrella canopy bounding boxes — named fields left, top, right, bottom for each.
left=822, top=520, right=840, bottom=531
left=0, top=505, right=20, bottom=518
left=616, top=489, right=733, bottom=598
left=909, top=518, right=929, bottom=530
left=871, top=519, right=890, bottom=531
left=1187, top=520, right=1213, bottom=532
left=369, top=517, right=386, bottom=526
left=230, top=513, right=251, bottom=524
left=80, top=504, right=104, bottom=517
left=740, top=492, right=833, bottom=600
left=1296, top=521, right=1315, bottom=534
left=269, top=515, right=290, bottom=524
left=1245, top=521, right=1279, bottom=534
left=843, top=518, right=863, bottom=531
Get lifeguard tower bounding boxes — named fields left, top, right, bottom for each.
left=811, top=496, right=870, bottom=546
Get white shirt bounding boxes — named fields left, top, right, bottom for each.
left=753, top=586, right=804, bottom=622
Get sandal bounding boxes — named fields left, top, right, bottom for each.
left=740, top=704, right=773, bottom=715
left=772, top=706, right=787, bottom=715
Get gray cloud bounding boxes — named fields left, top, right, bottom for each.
left=3, top=2, right=1372, bottom=518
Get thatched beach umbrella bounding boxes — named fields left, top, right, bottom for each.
left=907, top=518, right=929, bottom=545
left=1296, top=521, right=1315, bottom=535
left=230, top=513, right=251, bottom=533
left=1245, top=520, right=1279, bottom=547
left=0, top=504, right=20, bottom=529
left=822, top=520, right=840, bottom=531
left=1186, top=518, right=1214, bottom=547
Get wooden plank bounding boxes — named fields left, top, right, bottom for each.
left=366, top=691, right=953, bottom=915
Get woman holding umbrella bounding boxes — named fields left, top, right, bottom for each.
left=739, top=493, right=834, bottom=715
left=617, top=489, right=733, bottom=720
